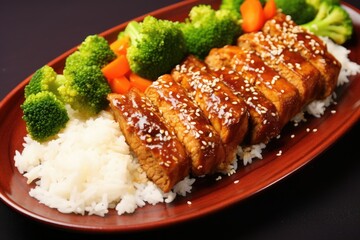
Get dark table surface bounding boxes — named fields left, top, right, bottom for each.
left=1, top=1, right=359, bottom=239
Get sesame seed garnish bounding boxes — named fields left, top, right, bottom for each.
left=276, top=150, right=282, bottom=156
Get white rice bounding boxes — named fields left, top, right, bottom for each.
left=14, top=107, right=192, bottom=216
left=304, top=37, right=360, bottom=118
left=14, top=38, right=360, bottom=217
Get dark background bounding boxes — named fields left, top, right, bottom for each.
left=1, top=1, right=359, bottom=239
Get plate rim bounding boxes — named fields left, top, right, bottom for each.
left=1, top=0, right=360, bottom=233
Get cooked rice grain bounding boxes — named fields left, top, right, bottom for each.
left=14, top=37, right=360, bottom=217
left=14, top=109, right=184, bottom=216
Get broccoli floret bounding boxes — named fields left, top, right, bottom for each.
left=181, top=4, right=241, bottom=59
left=220, top=0, right=244, bottom=17
left=301, top=2, right=353, bottom=44
left=77, top=34, right=116, bottom=68
left=60, top=64, right=111, bottom=116
left=275, top=0, right=317, bottom=24
left=120, top=16, right=187, bottom=80
left=220, top=0, right=266, bottom=16
left=24, top=65, right=65, bottom=98
left=58, top=34, right=114, bottom=116
left=21, top=91, right=69, bottom=142
left=306, top=0, right=340, bottom=10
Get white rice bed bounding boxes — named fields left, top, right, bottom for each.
left=14, top=38, right=360, bottom=217
left=14, top=110, right=192, bottom=216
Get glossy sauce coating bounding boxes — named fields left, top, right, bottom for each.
left=262, top=13, right=341, bottom=98
left=145, top=74, right=225, bottom=176
left=108, top=89, right=189, bottom=192
left=209, top=66, right=280, bottom=144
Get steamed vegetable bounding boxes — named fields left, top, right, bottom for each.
left=240, top=0, right=266, bottom=33
left=220, top=0, right=266, bottom=16
left=307, top=0, right=341, bottom=10
left=76, top=34, right=116, bottom=68
left=21, top=91, right=69, bottom=142
left=274, top=0, right=317, bottom=24
left=180, top=4, right=241, bottom=59
left=301, top=1, right=353, bottom=44
left=118, top=15, right=187, bottom=80
left=61, top=64, right=111, bottom=117
left=24, top=65, right=65, bottom=98
left=239, top=0, right=278, bottom=33
left=61, top=34, right=114, bottom=116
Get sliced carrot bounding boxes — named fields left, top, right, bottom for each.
left=101, top=55, right=130, bottom=81
left=128, top=72, right=152, bottom=92
left=110, top=36, right=130, bottom=56
left=240, top=0, right=266, bottom=33
left=264, top=0, right=277, bottom=20
left=110, top=75, right=131, bottom=94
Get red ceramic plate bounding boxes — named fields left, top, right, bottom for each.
left=0, top=0, right=359, bottom=233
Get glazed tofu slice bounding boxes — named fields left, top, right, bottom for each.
left=107, top=89, right=190, bottom=192
left=171, top=56, right=249, bottom=170
left=238, top=31, right=323, bottom=106
left=206, top=45, right=302, bottom=128
left=262, top=13, right=341, bottom=98
left=207, top=65, right=281, bottom=145
left=145, top=74, right=225, bottom=176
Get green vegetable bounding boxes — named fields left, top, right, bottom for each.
left=301, top=2, right=353, bottom=44
left=21, top=34, right=114, bottom=142
left=306, top=0, right=340, bottom=10
left=24, top=65, right=65, bottom=98
left=21, top=91, right=69, bottom=142
left=220, top=0, right=266, bottom=16
left=60, top=64, right=111, bottom=117
left=180, top=4, right=241, bottom=59
left=274, top=0, right=318, bottom=24
left=76, top=34, right=116, bottom=68
left=60, top=34, right=114, bottom=116
left=119, top=15, right=187, bottom=80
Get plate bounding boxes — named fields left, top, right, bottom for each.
left=0, top=0, right=359, bottom=233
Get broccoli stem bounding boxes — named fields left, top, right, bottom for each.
left=125, top=21, right=142, bottom=44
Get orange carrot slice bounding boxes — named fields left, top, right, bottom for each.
left=101, top=55, right=130, bottom=81
left=264, top=0, right=277, bottom=20
left=240, top=0, right=266, bottom=33
left=110, top=36, right=130, bottom=56
left=128, top=72, right=152, bottom=92
left=110, top=75, right=131, bottom=94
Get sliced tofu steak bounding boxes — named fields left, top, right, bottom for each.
left=238, top=30, right=323, bottom=106
left=203, top=51, right=281, bottom=145
left=107, top=13, right=341, bottom=192
left=145, top=74, right=225, bottom=176
left=171, top=56, right=249, bottom=170
left=108, top=89, right=190, bottom=192
left=262, top=13, right=341, bottom=98
left=206, top=46, right=301, bottom=128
